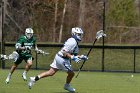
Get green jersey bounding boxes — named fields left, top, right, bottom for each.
left=15, top=35, right=36, bottom=56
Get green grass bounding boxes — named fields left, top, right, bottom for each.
left=0, top=69, right=140, bottom=93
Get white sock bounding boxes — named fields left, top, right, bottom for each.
left=23, top=71, right=27, bottom=74
left=8, top=73, right=12, bottom=77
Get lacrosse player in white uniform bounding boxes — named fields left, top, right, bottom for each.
left=28, top=27, right=88, bottom=92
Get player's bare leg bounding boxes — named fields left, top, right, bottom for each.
left=22, top=60, right=32, bottom=81
left=5, top=64, right=17, bottom=84
left=28, top=67, right=58, bottom=89
left=64, top=71, right=75, bottom=92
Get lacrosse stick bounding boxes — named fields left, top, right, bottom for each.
left=75, top=30, right=106, bottom=78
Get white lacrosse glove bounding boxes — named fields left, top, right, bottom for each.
left=71, top=55, right=81, bottom=63
left=80, top=55, right=88, bottom=61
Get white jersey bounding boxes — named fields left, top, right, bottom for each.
left=50, top=37, right=79, bottom=71
left=58, top=37, right=79, bottom=56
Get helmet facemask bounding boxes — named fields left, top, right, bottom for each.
left=25, top=28, right=34, bottom=39
left=73, top=32, right=83, bottom=41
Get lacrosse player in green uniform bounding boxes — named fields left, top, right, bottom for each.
left=1, top=28, right=48, bottom=84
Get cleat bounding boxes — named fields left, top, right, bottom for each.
left=5, top=81, right=9, bottom=84
left=64, top=84, right=75, bottom=92
left=22, top=73, right=27, bottom=81
left=28, top=77, right=35, bottom=89
left=5, top=76, right=11, bottom=84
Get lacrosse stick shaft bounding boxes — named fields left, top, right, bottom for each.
left=75, top=38, right=97, bottom=78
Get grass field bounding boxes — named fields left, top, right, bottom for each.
left=0, top=69, right=140, bottom=93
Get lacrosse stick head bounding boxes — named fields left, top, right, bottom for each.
left=96, top=30, right=106, bottom=40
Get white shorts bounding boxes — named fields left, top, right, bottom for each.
left=50, top=54, right=73, bottom=72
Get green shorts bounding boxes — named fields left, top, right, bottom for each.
left=14, top=54, right=32, bottom=65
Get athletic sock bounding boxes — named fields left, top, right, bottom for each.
left=35, top=76, right=40, bottom=81
left=23, top=71, right=27, bottom=74
left=8, top=73, right=12, bottom=76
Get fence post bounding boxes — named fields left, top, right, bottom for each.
left=102, top=0, right=106, bottom=72
left=1, top=1, right=5, bottom=69
left=35, top=52, right=38, bottom=70
left=133, top=49, right=136, bottom=73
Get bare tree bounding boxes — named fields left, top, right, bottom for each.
left=59, top=0, right=67, bottom=43
left=0, top=1, right=3, bottom=42
left=79, top=0, right=85, bottom=27
left=53, top=0, right=58, bottom=42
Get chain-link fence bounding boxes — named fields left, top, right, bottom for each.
left=1, top=0, right=140, bottom=72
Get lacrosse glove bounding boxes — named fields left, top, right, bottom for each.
left=71, top=55, right=81, bottom=63
left=80, top=55, right=88, bottom=61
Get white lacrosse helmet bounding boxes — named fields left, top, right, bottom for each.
left=25, top=28, right=34, bottom=39
left=71, top=27, right=83, bottom=41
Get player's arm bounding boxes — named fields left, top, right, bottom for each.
left=60, top=49, right=81, bottom=63
left=34, top=44, right=40, bottom=53
left=34, top=44, right=49, bottom=55
left=15, top=43, right=26, bottom=50
left=62, top=42, right=88, bottom=62
left=60, top=43, right=83, bottom=63
left=62, top=50, right=87, bottom=61
left=62, top=50, right=79, bottom=58
left=15, top=37, right=26, bottom=50
left=33, top=39, right=41, bottom=53
left=15, top=36, right=32, bottom=51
